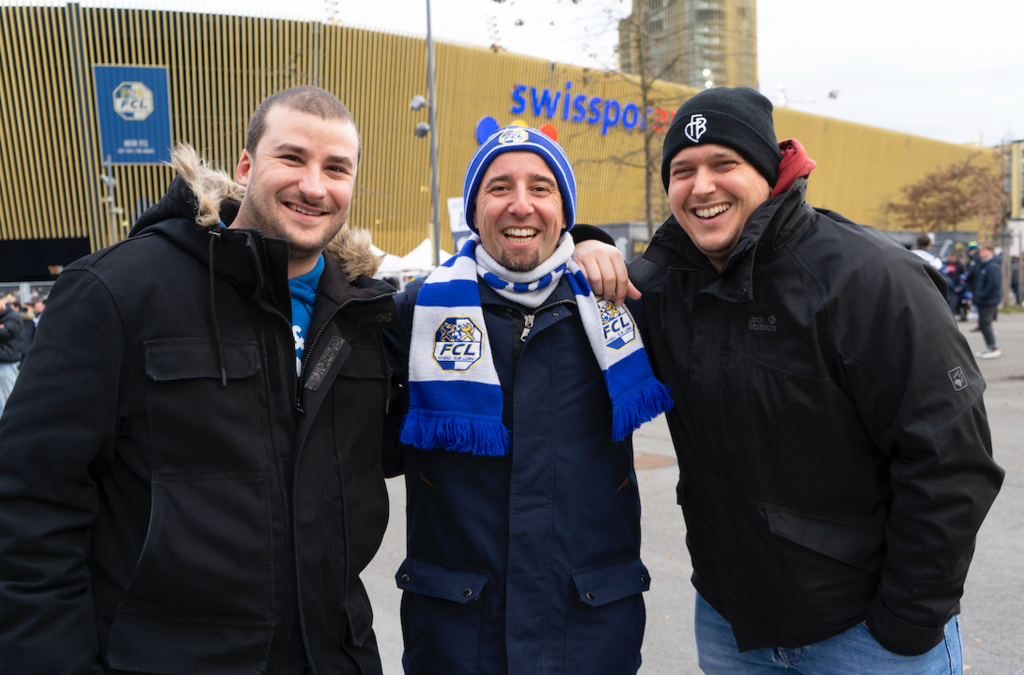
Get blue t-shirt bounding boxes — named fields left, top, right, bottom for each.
left=289, top=254, right=325, bottom=376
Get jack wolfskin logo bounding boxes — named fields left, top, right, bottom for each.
left=748, top=315, right=777, bottom=332
left=948, top=367, right=968, bottom=391
left=684, top=114, right=707, bottom=143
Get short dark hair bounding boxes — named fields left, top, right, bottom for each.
left=916, top=234, right=932, bottom=248
left=245, top=86, right=360, bottom=158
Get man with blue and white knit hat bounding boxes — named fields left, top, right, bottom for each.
left=383, top=125, right=672, bottom=674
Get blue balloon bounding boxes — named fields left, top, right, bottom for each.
left=475, top=116, right=500, bottom=145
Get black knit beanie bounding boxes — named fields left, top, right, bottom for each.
left=661, top=87, right=782, bottom=191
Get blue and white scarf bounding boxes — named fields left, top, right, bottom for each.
left=400, top=234, right=673, bottom=456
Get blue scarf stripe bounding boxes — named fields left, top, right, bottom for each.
left=415, top=279, right=482, bottom=308
left=604, top=350, right=663, bottom=398
left=569, top=269, right=593, bottom=296
left=482, top=271, right=507, bottom=289
left=407, top=380, right=505, bottom=416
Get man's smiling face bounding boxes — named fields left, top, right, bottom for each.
left=474, top=151, right=565, bottom=272
left=234, top=104, right=360, bottom=276
left=667, top=143, right=771, bottom=271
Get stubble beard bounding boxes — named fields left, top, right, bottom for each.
left=242, top=190, right=345, bottom=261
left=498, top=249, right=542, bottom=273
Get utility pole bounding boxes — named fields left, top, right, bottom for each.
left=425, top=0, right=441, bottom=267
left=99, top=156, right=123, bottom=247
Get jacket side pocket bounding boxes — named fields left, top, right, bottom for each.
left=105, top=474, right=275, bottom=674
left=567, top=558, right=649, bottom=675
left=765, top=504, right=886, bottom=574
left=396, top=557, right=490, bottom=675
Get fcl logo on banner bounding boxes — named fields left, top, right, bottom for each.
left=433, top=317, right=483, bottom=371
left=599, top=301, right=636, bottom=350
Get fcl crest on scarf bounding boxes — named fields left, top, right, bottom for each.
left=432, top=317, right=483, bottom=371
left=599, top=300, right=636, bottom=350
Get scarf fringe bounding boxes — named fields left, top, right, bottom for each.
left=400, top=411, right=511, bottom=456
left=612, top=379, right=675, bottom=442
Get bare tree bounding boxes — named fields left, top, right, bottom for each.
left=613, top=0, right=687, bottom=237
left=885, top=151, right=1006, bottom=234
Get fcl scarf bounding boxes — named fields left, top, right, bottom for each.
left=400, top=234, right=673, bottom=456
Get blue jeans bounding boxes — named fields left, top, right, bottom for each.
left=695, top=593, right=962, bottom=675
left=0, top=361, right=18, bottom=417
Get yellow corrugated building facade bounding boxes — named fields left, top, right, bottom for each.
left=0, top=4, right=988, bottom=274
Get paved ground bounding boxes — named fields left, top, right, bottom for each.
left=363, top=312, right=1024, bottom=674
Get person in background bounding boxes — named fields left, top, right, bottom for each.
left=0, top=294, right=23, bottom=415
left=973, top=244, right=1002, bottom=359
left=1010, top=255, right=1020, bottom=305
left=944, top=251, right=966, bottom=319
left=911, top=233, right=942, bottom=271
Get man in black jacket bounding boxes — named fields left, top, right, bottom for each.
left=574, top=87, right=1003, bottom=674
left=0, top=294, right=23, bottom=415
left=973, top=244, right=1002, bottom=358
left=0, top=87, right=396, bottom=675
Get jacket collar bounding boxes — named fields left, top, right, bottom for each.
left=647, top=178, right=815, bottom=303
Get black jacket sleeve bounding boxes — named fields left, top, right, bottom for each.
left=0, top=270, right=126, bottom=674
left=833, top=258, right=1004, bottom=655
left=569, top=224, right=615, bottom=247
left=380, top=284, right=419, bottom=478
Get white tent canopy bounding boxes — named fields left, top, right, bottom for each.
left=397, top=238, right=452, bottom=274
left=371, top=239, right=452, bottom=286
left=370, top=244, right=405, bottom=276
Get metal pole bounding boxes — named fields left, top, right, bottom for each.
left=426, top=0, right=441, bottom=267
left=103, top=156, right=117, bottom=247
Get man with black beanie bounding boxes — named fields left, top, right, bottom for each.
left=572, top=86, right=1003, bottom=674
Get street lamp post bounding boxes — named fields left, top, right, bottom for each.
left=425, top=0, right=440, bottom=267
left=410, top=0, right=441, bottom=268
left=99, top=155, right=123, bottom=247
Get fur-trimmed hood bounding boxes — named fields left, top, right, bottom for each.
left=131, top=144, right=381, bottom=281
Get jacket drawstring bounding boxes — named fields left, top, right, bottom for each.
left=208, top=230, right=228, bottom=387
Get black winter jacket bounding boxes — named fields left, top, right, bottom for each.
left=0, top=176, right=397, bottom=674
left=973, top=255, right=1002, bottom=307
left=623, top=179, right=1003, bottom=656
left=0, top=306, right=23, bottom=363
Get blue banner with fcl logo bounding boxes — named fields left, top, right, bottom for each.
left=93, top=65, right=172, bottom=165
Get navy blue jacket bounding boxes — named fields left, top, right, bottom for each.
left=385, top=277, right=649, bottom=675
left=973, top=255, right=1002, bottom=307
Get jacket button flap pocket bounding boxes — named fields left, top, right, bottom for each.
left=571, top=558, right=651, bottom=608
left=144, top=338, right=259, bottom=381
left=338, top=343, right=385, bottom=379
left=395, top=557, right=490, bottom=604
left=765, top=504, right=885, bottom=573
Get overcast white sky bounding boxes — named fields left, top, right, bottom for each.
left=66, top=0, right=1024, bottom=146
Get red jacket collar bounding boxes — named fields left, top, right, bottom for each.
left=769, top=139, right=817, bottom=199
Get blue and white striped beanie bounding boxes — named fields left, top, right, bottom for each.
left=463, top=126, right=577, bottom=234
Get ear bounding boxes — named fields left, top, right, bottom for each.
left=236, top=149, right=253, bottom=187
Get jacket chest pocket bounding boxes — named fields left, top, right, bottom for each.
left=143, top=338, right=263, bottom=473
left=332, top=342, right=386, bottom=466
